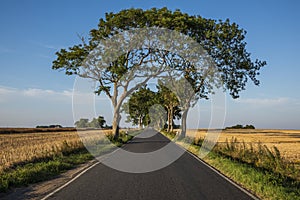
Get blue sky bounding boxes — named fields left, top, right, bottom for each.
left=0, top=0, right=299, bottom=129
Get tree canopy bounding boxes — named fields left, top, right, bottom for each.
left=74, top=116, right=106, bottom=128
left=53, top=7, right=266, bottom=138
left=122, top=86, right=157, bottom=128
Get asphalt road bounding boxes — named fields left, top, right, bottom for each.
left=47, top=129, right=255, bottom=200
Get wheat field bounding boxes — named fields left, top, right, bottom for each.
left=0, top=129, right=111, bottom=173
left=185, top=129, right=300, bottom=164
left=1, top=128, right=299, bottom=174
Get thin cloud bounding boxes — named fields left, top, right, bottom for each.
left=39, top=42, right=66, bottom=51
left=42, top=44, right=61, bottom=50
left=0, top=85, right=106, bottom=104
left=23, top=88, right=57, bottom=97
left=29, top=40, right=63, bottom=51
left=0, top=86, right=17, bottom=95
left=0, top=85, right=72, bottom=102
left=234, top=97, right=291, bottom=106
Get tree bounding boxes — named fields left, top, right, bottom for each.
left=53, top=8, right=266, bottom=138
left=148, top=104, right=167, bottom=130
left=74, top=118, right=89, bottom=128
left=124, top=83, right=182, bottom=131
left=89, top=116, right=106, bottom=128
left=157, top=80, right=180, bottom=132
left=123, top=86, right=157, bottom=128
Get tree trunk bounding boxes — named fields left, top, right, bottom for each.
left=180, top=109, right=189, bottom=138
left=138, top=115, right=142, bottom=129
left=167, top=108, right=171, bottom=132
left=112, top=108, right=121, bottom=139
left=170, top=107, right=174, bottom=133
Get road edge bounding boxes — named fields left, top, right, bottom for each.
left=41, top=161, right=100, bottom=200
left=159, top=133, right=260, bottom=200
left=42, top=132, right=260, bottom=200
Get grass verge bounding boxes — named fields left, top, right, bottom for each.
left=0, top=151, right=93, bottom=192
left=0, top=131, right=135, bottom=193
left=161, top=131, right=300, bottom=200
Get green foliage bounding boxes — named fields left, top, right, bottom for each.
left=161, top=130, right=177, bottom=139
left=156, top=80, right=181, bottom=132
left=74, top=116, right=106, bottom=128
left=89, top=116, right=106, bottom=128
left=225, top=124, right=255, bottom=129
left=105, top=131, right=134, bottom=147
left=53, top=7, right=266, bottom=138
left=74, top=118, right=89, bottom=128
left=123, top=86, right=158, bottom=127
left=123, top=82, right=182, bottom=131
left=244, top=124, right=255, bottom=129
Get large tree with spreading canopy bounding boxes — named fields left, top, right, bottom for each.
left=52, top=7, right=266, bottom=138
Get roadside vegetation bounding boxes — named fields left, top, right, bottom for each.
left=0, top=129, right=134, bottom=192
left=162, top=130, right=300, bottom=200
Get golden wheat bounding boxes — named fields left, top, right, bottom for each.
left=0, top=129, right=111, bottom=173
left=184, top=129, right=300, bottom=164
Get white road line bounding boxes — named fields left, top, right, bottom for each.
left=42, top=133, right=259, bottom=200
left=41, top=144, right=123, bottom=200
left=41, top=161, right=99, bottom=200
left=159, top=133, right=260, bottom=200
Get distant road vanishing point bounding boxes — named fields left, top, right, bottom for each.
left=45, top=129, right=256, bottom=200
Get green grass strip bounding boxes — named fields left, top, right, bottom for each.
left=161, top=132, right=300, bottom=200
left=0, top=151, right=93, bottom=192
left=0, top=131, right=137, bottom=193
left=204, top=151, right=300, bottom=200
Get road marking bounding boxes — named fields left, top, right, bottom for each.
left=41, top=161, right=99, bottom=200
left=159, top=133, right=260, bottom=200
left=41, top=145, right=123, bottom=200
left=42, top=132, right=259, bottom=200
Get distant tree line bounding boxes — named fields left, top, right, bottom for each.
left=36, top=125, right=63, bottom=128
left=74, top=116, right=107, bottom=128
left=225, top=124, right=255, bottom=130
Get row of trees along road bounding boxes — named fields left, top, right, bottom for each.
left=52, top=8, right=266, bottom=139
left=122, top=82, right=181, bottom=132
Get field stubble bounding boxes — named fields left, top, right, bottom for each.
left=185, top=129, right=300, bottom=165
left=0, top=129, right=112, bottom=173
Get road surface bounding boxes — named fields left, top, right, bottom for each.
left=46, top=130, right=255, bottom=200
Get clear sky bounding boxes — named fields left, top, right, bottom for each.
left=0, top=0, right=299, bottom=129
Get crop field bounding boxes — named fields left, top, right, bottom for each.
left=0, top=129, right=112, bottom=173
left=186, top=129, right=300, bottom=165
left=2, top=128, right=299, bottom=174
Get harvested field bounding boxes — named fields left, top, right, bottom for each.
left=0, top=129, right=112, bottom=173
left=185, top=129, right=300, bottom=164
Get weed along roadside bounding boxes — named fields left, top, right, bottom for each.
left=161, top=130, right=300, bottom=200
left=0, top=129, right=137, bottom=193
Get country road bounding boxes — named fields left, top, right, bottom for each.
left=46, top=129, right=255, bottom=200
